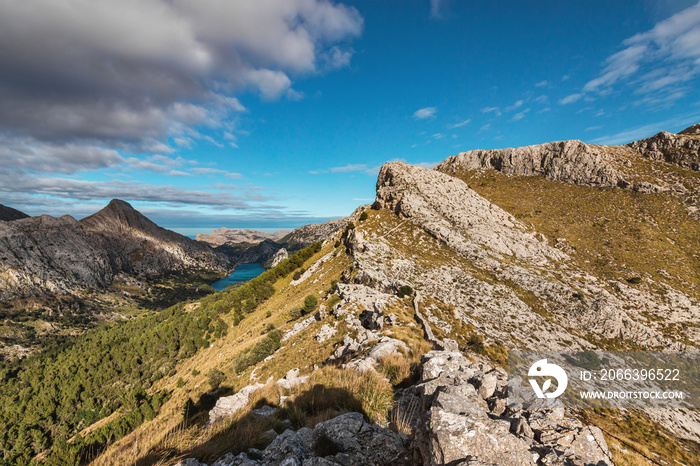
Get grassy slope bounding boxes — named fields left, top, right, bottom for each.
left=447, top=169, right=700, bottom=300
left=91, top=167, right=700, bottom=465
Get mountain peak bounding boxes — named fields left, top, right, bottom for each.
left=106, top=198, right=135, bottom=210
left=80, top=198, right=155, bottom=233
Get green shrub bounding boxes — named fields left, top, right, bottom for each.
left=176, top=377, right=185, bottom=388
left=289, top=307, right=303, bottom=321
left=397, top=285, right=414, bottom=298
left=234, top=330, right=283, bottom=373
left=207, top=369, right=226, bottom=390
left=359, top=211, right=369, bottom=221
left=303, top=295, right=318, bottom=314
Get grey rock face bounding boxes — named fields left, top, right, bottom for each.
left=276, top=368, right=310, bottom=390
left=203, top=413, right=405, bottom=466
left=0, top=199, right=229, bottom=300
left=628, top=128, right=700, bottom=171
left=368, top=162, right=690, bottom=351
left=196, top=228, right=288, bottom=247
left=277, top=218, right=347, bottom=250
left=409, top=350, right=612, bottom=466
left=207, top=382, right=268, bottom=425
left=435, top=139, right=623, bottom=187
left=266, top=248, right=289, bottom=268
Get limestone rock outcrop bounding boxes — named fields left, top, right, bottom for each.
left=628, top=126, right=700, bottom=171
left=435, top=139, right=623, bottom=187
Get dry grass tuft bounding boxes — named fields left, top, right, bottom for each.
left=390, top=395, right=419, bottom=436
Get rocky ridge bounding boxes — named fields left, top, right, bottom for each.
left=179, top=349, right=613, bottom=466
left=435, top=139, right=624, bottom=188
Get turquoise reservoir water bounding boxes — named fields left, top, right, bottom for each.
left=211, top=263, right=265, bottom=291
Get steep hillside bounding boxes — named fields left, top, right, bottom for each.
left=91, top=126, right=700, bottom=466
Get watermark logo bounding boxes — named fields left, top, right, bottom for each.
left=528, top=358, right=568, bottom=399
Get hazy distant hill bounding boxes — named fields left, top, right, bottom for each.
left=195, top=228, right=289, bottom=246
left=196, top=219, right=347, bottom=266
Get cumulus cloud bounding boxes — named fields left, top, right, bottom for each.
left=0, top=0, right=363, bottom=213
left=562, top=2, right=700, bottom=104
left=0, top=0, right=362, bottom=145
left=413, top=107, right=437, bottom=120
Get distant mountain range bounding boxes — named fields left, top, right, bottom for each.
left=196, top=218, right=347, bottom=265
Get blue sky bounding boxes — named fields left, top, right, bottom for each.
left=1, top=0, right=699, bottom=234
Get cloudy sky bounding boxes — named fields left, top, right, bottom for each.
left=2, top=0, right=699, bottom=234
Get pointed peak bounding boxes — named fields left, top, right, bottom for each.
left=80, top=198, right=155, bottom=232
left=105, top=199, right=136, bottom=211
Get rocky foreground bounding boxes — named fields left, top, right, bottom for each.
left=178, top=348, right=612, bottom=466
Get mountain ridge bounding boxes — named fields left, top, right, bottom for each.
left=0, top=199, right=229, bottom=301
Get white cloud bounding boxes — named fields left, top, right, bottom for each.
left=481, top=106, right=501, bottom=116
left=0, top=0, right=363, bottom=144
left=511, top=109, right=530, bottom=121
left=585, top=125, right=603, bottom=132
left=448, top=119, right=471, bottom=129
left=330, top=164, right=368, bottom=173
left=535, top=80, right=550, bottom=87
left=506, top=100, right=524, bottom=112
left=286, top=89, right=306, bottom=101
left=534, top=95, right=549, bottom=104
left=432, top=133, right=445, bottom=139
left=589, top=114, right=700, bottom=145
left=566, top=3, right=700, bottom=104
left=559, top=93, right=583, bottom=105
left=480, top=123, right=491, bottom=131
left=413, top=107, right=437, bottom=120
